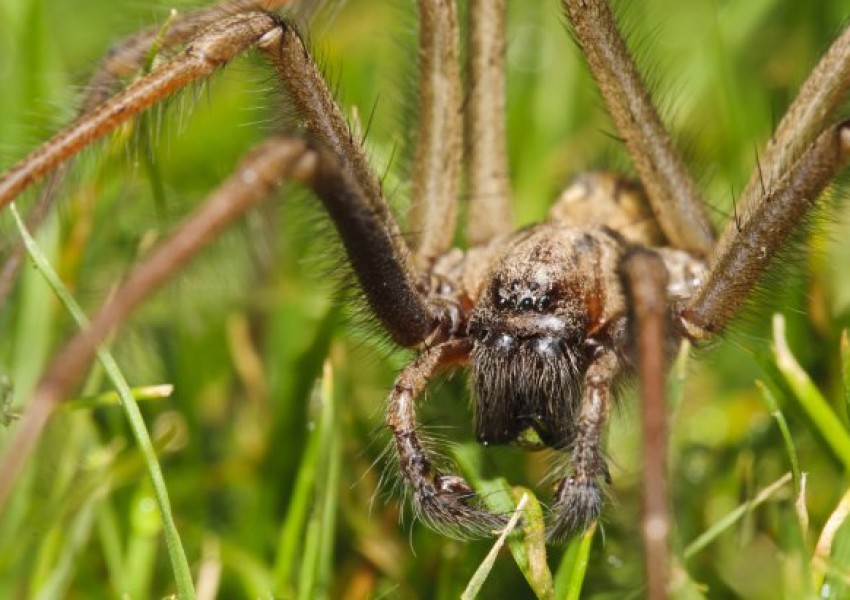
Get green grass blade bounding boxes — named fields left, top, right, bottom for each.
left=63, top=384, right=174, bottom=411
left=511, top=487, right=554, bottom=599
left=296, top=360, right=338, bottom=600
left=772, top=314, right=850, bottom=471
left=317, top=370, right=341, bottom=596
left=96, top=498, right=129, bottom=594
left=841, top=330, right=850, bottom=425
left=124, top=484, right=162, bottom=600
left=683, top=472, right=791, bottom=560
left=462, top=493, right=529, bottom=600
left=755, top=380, right=802, bottom=495
left=454, top=444, right=555, bottom=598
left=274, top=359, right=338, bottom=599
left=272, top=408, right=322, bottom=591
left=10, top=203, right=196, bottom=600
left=554, top=522, right=596, bottom=600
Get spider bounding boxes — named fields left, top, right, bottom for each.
left=0, top=0, right=849, bottom=595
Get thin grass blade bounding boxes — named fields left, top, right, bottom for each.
left=10, top=203, right=196, bottom=600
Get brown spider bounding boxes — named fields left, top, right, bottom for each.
left=0, top=0, right=849, bottom=595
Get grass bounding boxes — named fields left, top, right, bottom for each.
left=8, top=202, right=195, bottom=599
left=1, top=0, right=850, bottom=597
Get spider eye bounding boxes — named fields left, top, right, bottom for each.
left=519, top=297, right=534, bottom=311
left=495, top=295, right=511, bottom=309
left=537, top=296, right=551, bottom=312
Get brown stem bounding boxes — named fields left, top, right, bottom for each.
left=0, top=137, right=317, bottom=513
left=622, top=249, right=671, bottom=600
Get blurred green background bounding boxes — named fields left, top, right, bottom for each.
left=2, top=0, right=850, bottom=598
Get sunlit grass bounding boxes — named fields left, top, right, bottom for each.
left=1, top=0, right=850, bottom=597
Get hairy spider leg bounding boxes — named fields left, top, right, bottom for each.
left=407, top=0, right=463, bottom=267
left=562, top=0, right=715, bottom=257
left=684, top=121, right=850, bottom=337
left=386, top=339, right=509, bottom=537
left=0, top=0, right=298, bottom=305
left=467, top=0, right=513, bottom=245
left=548, top=347, right=618, bottom=541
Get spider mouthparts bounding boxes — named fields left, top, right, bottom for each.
left=476, top=328, right=568, bottom=360
left=493, top=332, right=516, bottom=352
left=532, top=336, right=562, bottom=358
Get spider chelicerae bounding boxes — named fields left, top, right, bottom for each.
left=1, top=0, right=849, bottom=595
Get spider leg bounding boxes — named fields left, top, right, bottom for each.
left=685, top=28, right=850, bottom=337
left=262, top=24, right=455, bottom=347
left=683, top=120, right=850, bottom=337
left=0, top=1, right=299, bottom=307
left=548, top=346, right=619, bottom=542
left=0, top=11, right=281, bottom=210
left=387, top=339, right=509, bottom=537
left=466, top=0, right=513, bottom=245
left=407, top=0, right=463, bottom=268
left=736, top=26, right=850, bottom=219
left=261, top=23, right=385, bottom=207
left=560, top=0, right=715, bottom=258
left=0, top=136, right=318, bottom=512
left=85, top=0, right=297, bottom=112
left=622, top=249, right=672, bottom=600
left=0, top=13, right=451, bottom=348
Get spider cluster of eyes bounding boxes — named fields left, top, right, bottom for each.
left=494, top=281, right=553, bottom=313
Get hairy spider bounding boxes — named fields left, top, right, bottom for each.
left=1, top=0, right=850, bottom=595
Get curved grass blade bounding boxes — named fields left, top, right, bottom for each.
left=755, top=380, right=802, bottom=494
left=273, top=358, right=339, bottom=599
left=454, top=444, right=554, bottom=598
left=683, top=472, right=791, bottom=560
left=555, top=521, right=596, bottom=600
left=772, top=314, right=850, bottom=471
left=10, top=203, right=196, bottom=600
left=462, top=493, right=529, bottom=600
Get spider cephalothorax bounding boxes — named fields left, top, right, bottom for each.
left=469, top=226, right=620, bottom=450
left=443, top=177, right=704, bottom=535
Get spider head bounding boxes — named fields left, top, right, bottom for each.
left=468, top=231, right=593, bottom=449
